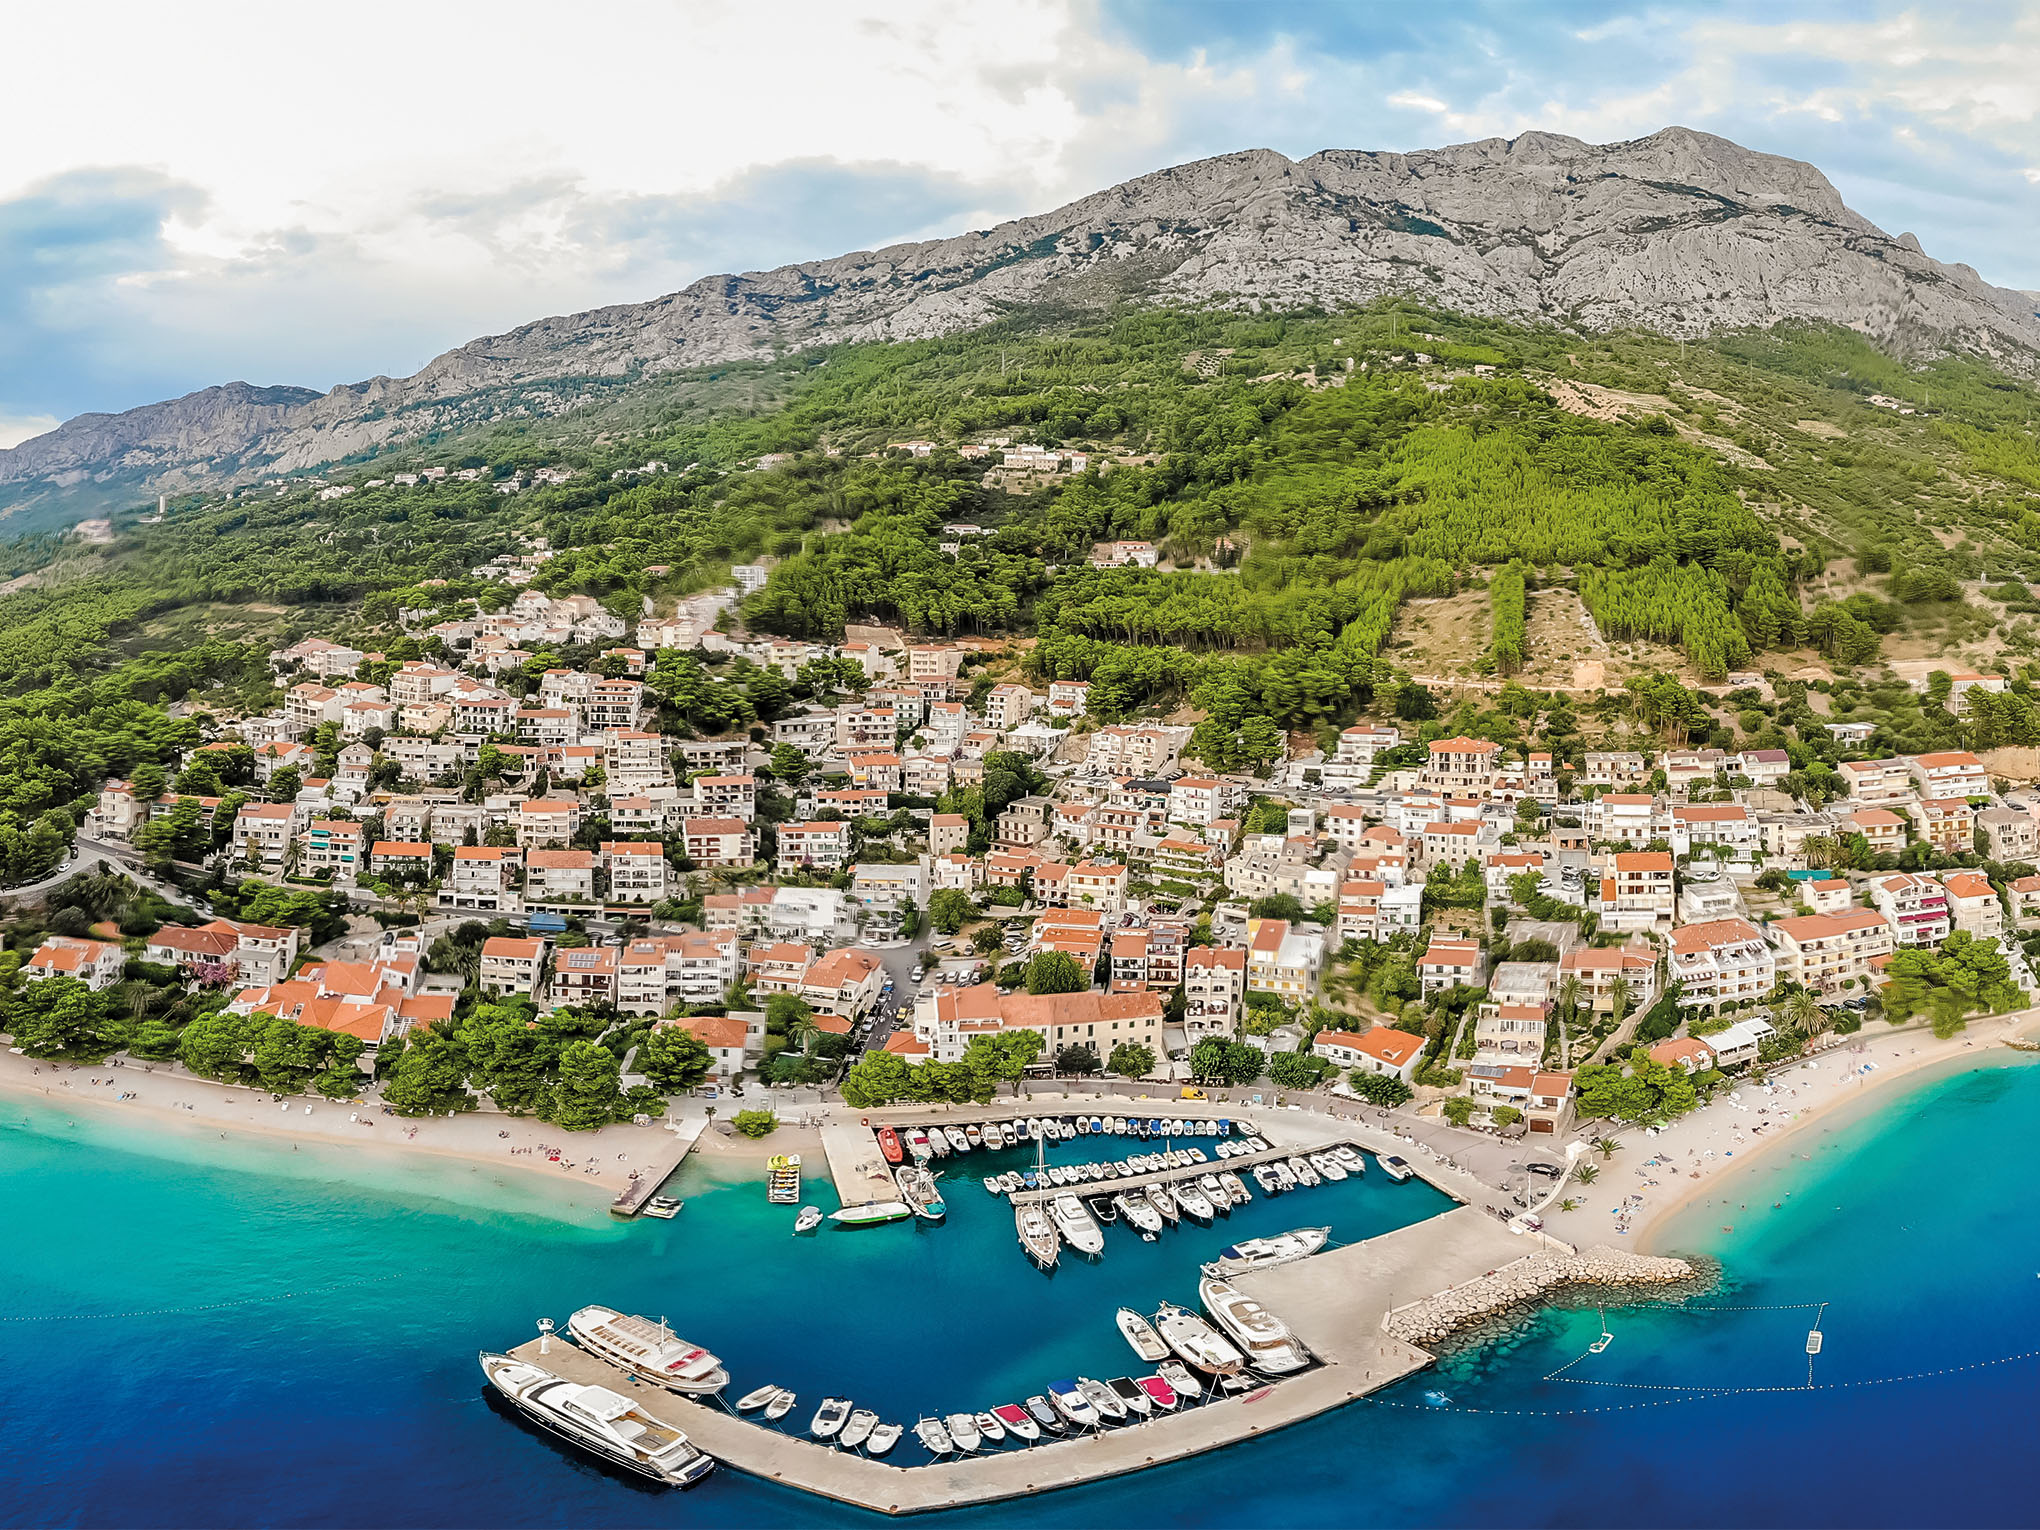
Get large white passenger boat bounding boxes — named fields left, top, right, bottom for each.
left=480, top=1352, right=716, bottom=1487
left=567, top=1306, right=729, bottom=1393
left=1198, top=1277, right=1311, bottom=1375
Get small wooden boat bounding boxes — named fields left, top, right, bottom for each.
left=866, top=1422, right=903, bottom=1456
left=762, top=1389, right=796, bottom=1421
left=974, top=1409, right=1005, bottom=1443
left=914, top=1416, right=953, bottom=1454
left=811, top=1397, right=852, bottom=1437
left=839, top=1410, right=877, bottom=1449
left=944, top=1412, right=982, bottom=1451
left=735, top=1383, right=782, bottom=1412
left=1079, top=1376, right=1126, bottom=1421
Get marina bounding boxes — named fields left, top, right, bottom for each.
left=500, top=1206, right=1568, bottom=1514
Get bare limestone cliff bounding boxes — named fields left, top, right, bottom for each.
left=5, top=126, right=2035, bottom=517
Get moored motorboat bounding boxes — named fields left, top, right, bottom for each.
left=876, top=1126, right=903, bottom=1164
left=1174, top=1180, right=1215, bottom=1219
left=914, top=1416, right=954, bottom=1454
left=1287, top=1155, right=1321, bottom=1188
left=1116, top=1306, right=1171, bottom=1363
left=1153, top=1300, right=1246, bottom=1374
left=983, top=1175, right=1004, bottom=1196
left=1087, top=1194, right=1118, bottom=1224
left=794, top=1205, right=823, bottom=1234
left=944, top=1411, right=982, bottom=1451
left=908, top=1127, right=935, bottom=1162
left=1108, top=1376, right=1153, bottom=1416
left=734, top=1383, right=783, bottom=1412
left=924, top=1128, right=948, bottom=1159
left=643, top=1196, right=683, bottom=1219
left=1379, top=1153, right=1415, bottom=1182
left=1115, top=1192, right=1163, bottom=1234
left=1334, top=1145, right=1366, bottom=1173
left=993, top=1402, right=1040, bottom=1440
left=839, top=1410, right=877, bottom=1449
left=1078, top=1376, right=1127, bottom=1421
left=811, top=1396, right=853, bottom=1438
left=1252, top=1163, right=1283, bottom=1195
left=762, top=1388, right=796, bottom=1421
left=896, top=1164, right=947, bottom=1221
left=1204, top=1226, right=1333, bottom=1278
left=567, top=1306, right=728, bottom=1394
left=1245, top=1135, right=1270, bottom=1153
left=867, top=1421, right=903, bottom=1456
left=1219, top=1170, right=1250, bottom=1205
left=831, top=1200, right=914, bottom=1226
left=1138, top=1374, right=1179, bottom=1410
left=1050, top=1192, right=1106, bottom=1255
left=1025, top=1394, right=1065, bottom=1433
left=1199, top=1276, right=1311, bottom=1375
left=965, top=1124, right=983, bottom=1148
left=480, top=1352, right=715, bottom=1487
left=1268, top=1160, right=1296, bottom=1191
left=1311, top=1151, right=1346, bottom=1182
left=1046, top=1379, right=1097, bottom=1429
left=945, top=1127, right=970, bottom=1154
left=974, top=1409, right=1005, bottom=1443
left=1158, top=1359, right=1204, bottom=1399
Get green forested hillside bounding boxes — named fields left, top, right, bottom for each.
left=3, top=300, right=2040, bottom=879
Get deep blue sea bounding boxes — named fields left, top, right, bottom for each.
left=6, top=1061, right=2040, bottom=1528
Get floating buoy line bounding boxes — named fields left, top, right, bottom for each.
left=1, top=1272, right=406, bottom=1322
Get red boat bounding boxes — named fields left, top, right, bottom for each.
left=877, top=1126, right=903, bottom=1165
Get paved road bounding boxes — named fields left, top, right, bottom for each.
left=857, top=934, right=933, bottom=1054
left=0, top=838, right=210, bottom=910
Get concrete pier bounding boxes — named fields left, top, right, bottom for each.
left=610, top=1117, right=707, bottom=1218
left=1005, top=1139, right=1352, bottom=1206
left=502, top=1206, right=1547, bottom=1514
left=819, top=1124, right=899, bottom=1207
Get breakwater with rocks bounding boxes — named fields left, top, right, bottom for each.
left=1383, top=1244, right=1696, bottom=1347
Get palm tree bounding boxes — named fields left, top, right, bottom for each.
left=1777, top=988, right=1830, bottom=1042
left=1593, top=1135, right=1620, bottom=1160
left=787, top=1014, right=821, bottom=1057
left=1574, top=1164, right=1599, bottom=1185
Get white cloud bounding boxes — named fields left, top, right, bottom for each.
left=0, top=414, right=59, bottom=450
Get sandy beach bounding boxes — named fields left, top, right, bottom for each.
left=0, top=1046, right=814, bottom=1207
left=1535, top=1009, right=2040, bottom=1256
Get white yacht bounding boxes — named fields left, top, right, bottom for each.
left=1199, top=1276, right=1311, bottom=1375
left=1116, top=1306, right=1171, bottom=1363
left=1152, top=1300, right=1245, bottom=1374
left=1203, top=1227, right=1332, bottom=1277
left=1114, top=1191, right=1163, bottom=1234
left=1050, top=1192, right=1106, bottom=1255
left=480, top=1352, right=715, bottom=1487
left=1174, top=1180, right=1215, bottom=1219
left=566, top=1307, right=728, bottom=1394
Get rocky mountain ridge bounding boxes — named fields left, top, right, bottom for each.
left=6, top=126, right=2037, bottom=520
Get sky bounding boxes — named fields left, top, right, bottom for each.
left=5, top=0, right=2040, bottom=447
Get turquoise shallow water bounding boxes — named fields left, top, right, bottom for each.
left=6, top=1064, right=2040, bottom=1527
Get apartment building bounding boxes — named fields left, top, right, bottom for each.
left=680, top=816, right=756, bottom=868
left=295, top=819, right=364, bottom=879
left=801, top=947, right=886, bottom=1019
left=1943, top=870, right=2004, bottom=941
left=232, top=803, right=301, bottom=870
left=1871, top=872, right=1952, bottom=948
left=1917, top=796, right=1976, bottom=855
left=1419, top=936, right=1486, bottom=998
left=1838, top=758, right=1913, bottom=804
left=551, top=946, right=619, bottom=1008
left=778, top=821, right=852, bottom=872
left=524, top=847, right=598, bottom=904
left=1765, top=910, right=1895, bottom=997
left=601, top=841, right=670, bottom=905
left=1909, top=750, right=1988, bottom=802
left=1312, top=1025, right=1425, bottom=1083
left=1471, top=1002, right=1548, bottom=1062
left=1419, top=736, right=1500, bottom=795
left=1588, top=793, right=1660, bottom=846
left=1671, top=803, right=1758, bottom=857
left=514, top=797, right=579, bottom=848
left=479, top=936, right=549, bottom=998
left=24, top=936, right=128, bottom=990
left=1067, top=860, right=1131, bottom=916
left=1602, top=851, right=1676, bottom=931
left=1558, top=944, right=1660, bottom=1015
left=1183, top=946, right=1246, bottom=1035
left=437, top=846, right=523, bottom=915
left=1245, top=919, right=1323, bottom=1001
left=1667, top=918, right=1776, bottom=1011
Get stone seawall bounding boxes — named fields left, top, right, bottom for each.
left=1383, top=1243, right=1694, bottom=1347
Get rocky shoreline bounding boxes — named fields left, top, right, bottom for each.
left=1383, top=1244, right=1698, bottom=1348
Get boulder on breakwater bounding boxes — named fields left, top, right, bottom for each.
left=1383, top=1245, right=1692, bottom=1347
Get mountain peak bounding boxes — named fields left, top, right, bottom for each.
left=4, top=127, right=2034, bottom=518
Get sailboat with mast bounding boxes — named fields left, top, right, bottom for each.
left=1015, top=1124, right=1061, bottom=1268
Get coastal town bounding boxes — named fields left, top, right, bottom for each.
left=18, top=562, right=2036, bottom=1158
